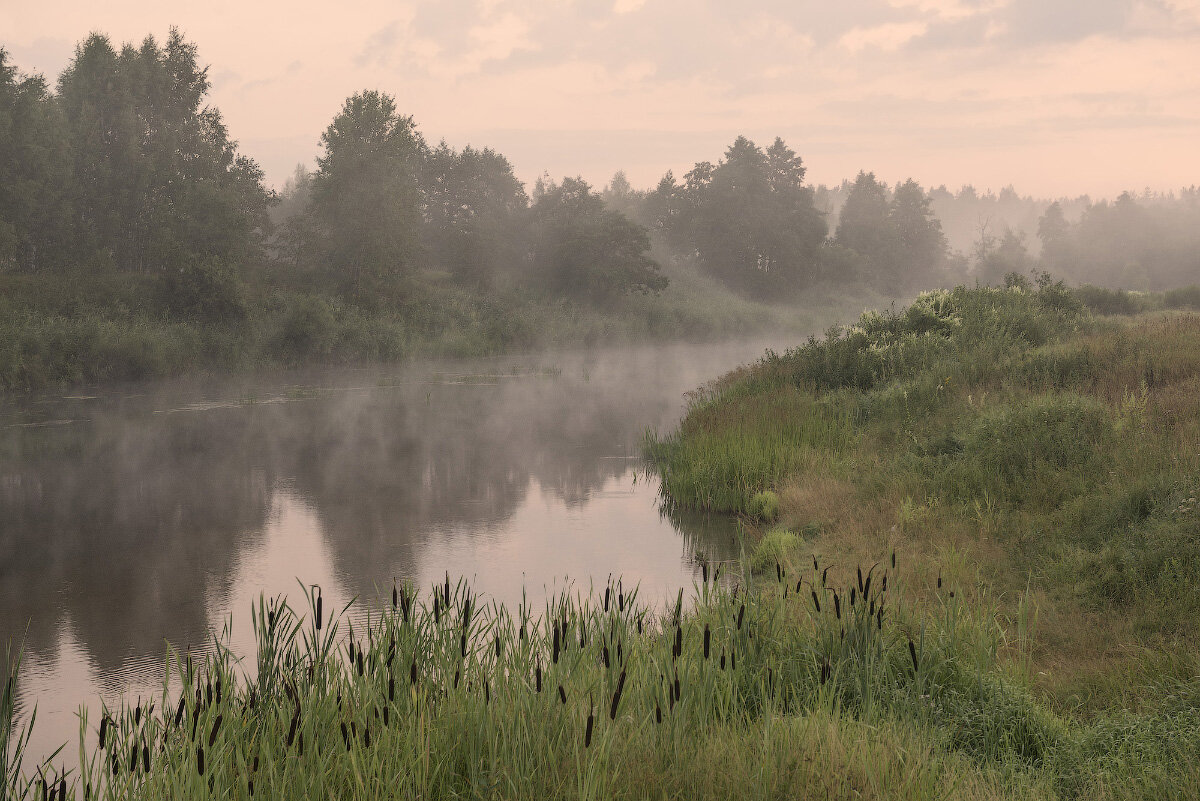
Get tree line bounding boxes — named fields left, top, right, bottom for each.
left=3, top=29, right=1198, bottom=328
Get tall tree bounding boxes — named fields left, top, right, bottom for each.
left=421, top=142, right=528, bottom=285
left=0, top=49, right=70, bottom=271
left=56, top=30, right=270, bottom=271
left=305, top=90, right=424, bottom=291
left=887, top=178, right=947, bottom=290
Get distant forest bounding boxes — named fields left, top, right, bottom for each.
left=2, top=30, right=1199, bottom=387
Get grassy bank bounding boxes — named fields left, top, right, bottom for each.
left=646, top=281, right=1200, bottom=798
left=0, top=265, right=884, bottom=393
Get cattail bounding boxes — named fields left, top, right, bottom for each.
left=908, top=639, right=919, bottom=672
left=655, top=701, right=662, bottom=724
left=813, top=555, right=818, bottom=571
left=877, top=607, right=884, bottom=630
left=602, top=645, right=610, bottom=669
left=703, top=624, right=711, bottom=659
left=857, top=566, right=864, bottom=593
left=579, top=621, right=587, bottom=649
left=130, top=743, right=138, bottom=774
left=364, top=721, right=370, bottom=749
left=553, top=628, right=560, bottom=664
left=617, top=638, right=623, bottom=665
left=811, top=591, right=821, bottom=612
left=191, top=706, right=200, bottom=740
left=461, top=632, right=467, bottom=659
left=882, top=574, right=888, bottom=592
left=461, top=596, right=472, bottom=630
left=609, top=669, right=627, bottom=720
left=209, top=715, right=222, bottom=747
left=714, top=564, right=722, bottom=583
left=135, top=702, right=142, bottom=725
left=388, top=675, right=395, bottom=702
left=637, top=614, right=643, bottom=635
left=392, top=583, right=398, bottom=608
left=111, top=754, right=118, bottom=777
left=822, top=566, right=830, bottom=586
left=834, top=592, right=841, bottom=620
left=604, top=587, right=611, bottom=612
left=196, top=746, right=205, bottom=776
left=731, top=649, right=736, bottom=671
left=618, top=590, right=624, bottom=612
left=937, top=573, right=942, bottom=589
left=316, top=590, right=323, bottom=630
left=536, top=662, right=542, bottom=693
left=737, top=604, right=745, bottom=630
left=520, top=624, right=526, bottom=641
left=410, top=659, right=417, bottom=685
left=584, top=702, right=594, bottom=748
left=796, top=580, right=802, bottom=593
left=891, top=551, right=896, bottom=570
left=58, top=778, right=65, bottom=801
left=673, top=671, right=680, bottom=702
left=558, top=685, right=567, bottom=705
left=444, top=573, right=451, bottom=606
left=850, top=587, right=856, bottom=607
left=720, top=650, right=726, bottom=670
left=357, top=650, right=364, bottom=676
left=673, top=626, right=682, bottom=659
left=776, top=562, right=782, bottom=583
left=702, top=562, right=709, bottom=583
left=99, top=716, right=109, bottom=749
left=484, top=681, right=490, bottom=705
left=495, top=635, right=502, bottom=659
left=206, top=680, right=212, bottom=707
left=434, top=596, right=440, bottom=625
left=340, top=722, right=349, bottom=750
left=287, top=711, right=299, bottom=748
left=249, top=779, right=254, bottom=797
left=383, top=706, right=390, bottom=727
left=454, top=669, right=461, bottom=689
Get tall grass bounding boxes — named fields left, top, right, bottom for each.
left=4, top=561, right=1076, bottom=800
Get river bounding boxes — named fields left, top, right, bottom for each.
left=0, top=338, right=783, bottom=767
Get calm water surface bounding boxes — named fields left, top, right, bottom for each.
left=1, top=339, right=781, bottom=765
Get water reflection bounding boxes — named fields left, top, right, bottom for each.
left=0, top=340, right=778, bottom=765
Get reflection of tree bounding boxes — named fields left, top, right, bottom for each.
left=0, top=339, right=771, bottom=682
left=0, top=410, right=270, bottom=670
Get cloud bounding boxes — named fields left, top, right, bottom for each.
left=839, top=21, right=930, bottom=51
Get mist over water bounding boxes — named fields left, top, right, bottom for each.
left=1, top=338, right=784, bottom=765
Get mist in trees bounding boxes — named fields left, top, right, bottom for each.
left=2, top=26, right=1199, bottom=367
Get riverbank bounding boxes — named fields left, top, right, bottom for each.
left=646, top=281, right=1200, bottom=798
left=0, top=264, right=887, bottom=394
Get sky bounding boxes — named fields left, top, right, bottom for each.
left=3, top=0, right=1199, bottom=198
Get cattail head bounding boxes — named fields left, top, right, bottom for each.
left=316, top=589, right=323, bottom=630
left=908, top=639, right=919, bottom=673
left=609, top=669, right=627, bottom=720
left=811, top=591, right=821, bottom=613
left=553, top=628, right=560, bottom=664
left=196, top=746, right=205, bottom=776
left=703, top=624, right=711, bottom=659
left=536, top=662, right=542, bottom=693
left=558, top=684, right=567, bottom=704
left=410, top=659, right=417, bottom=685
left=834, top=592, right=841, bottom=620
left=585, top=700, right=594, bottom=748
left=209, top=715, right=222, bottom=748
left=737, top=604, right=745, bottom=630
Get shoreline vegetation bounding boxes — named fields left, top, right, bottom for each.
left=6, top=282, right=1200, bottom=799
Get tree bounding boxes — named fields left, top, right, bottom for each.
left=304, top=90, right=424, bottom=291
left=529, top=176, right=667, bottom=303
left=886, top=178, right=947, bottom=290
left=56, top=30, right=271, bottom=271
left=0, top=49, right=70, bottom=271
left=674, top=136, right=826, bottom=296
left=421, top=142, right=528, bottom=285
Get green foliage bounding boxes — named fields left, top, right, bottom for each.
left=303, top=90, right=424, bottom=288
left=747, top=527, right=797, bottom=573
left=747, top=490, right=780, bottom=523
left=159, top=256, right=247, bottom=323
left=529, top=177, right=667, bottom=303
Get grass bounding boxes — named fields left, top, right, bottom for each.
left=643, top=281, right=1200, bottom=798
left=6, top=562, right=1082, bottom=800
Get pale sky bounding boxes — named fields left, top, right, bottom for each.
left=3, top=0, right=1199, bottom=198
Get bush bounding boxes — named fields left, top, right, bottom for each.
left=160, top=255, right=248, bottom=323
left=1164, top=285, right=1200, bottom=310
left=747, top=490, right=780, bottom=522
left=1073, top=285, right=1141, bottom=315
